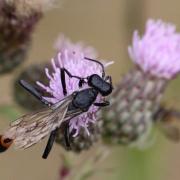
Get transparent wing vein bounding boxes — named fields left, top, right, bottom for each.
left=3, top=95, right=75, bottom=149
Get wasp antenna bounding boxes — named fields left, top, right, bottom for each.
left=84, top=57, right=105, bottom=78
left=0, top=136, right=13, bottom=153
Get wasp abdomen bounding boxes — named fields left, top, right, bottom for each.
left=0, top=136, right=13, bottom=153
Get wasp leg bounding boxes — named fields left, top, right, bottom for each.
left=19, top=80, right=51, bottom=107
left=60, top=68, right=86, bottom=95
left=78, top=79, right=85, bottom=88
left=94, top=101, right=110, bottom=107
left=43, top=121, right=73, bottom=158
left=60, top=68, right=68, bottom=96
left=63, top=122, right=71, bottom=149
left=42, top=128, right=58, bottom=159
left=19, top=80, right=57, bottom=158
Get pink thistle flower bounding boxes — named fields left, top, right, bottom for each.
left=37, top=35, right=111, bottom=136
left=102, top=19, right=180, bottom=147
left=128, top=19, right=180, bottom=79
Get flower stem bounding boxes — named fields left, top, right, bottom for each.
left=120, top=143, right=164, bottom=180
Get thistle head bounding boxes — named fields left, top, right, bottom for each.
left=4, top=0, right=57, bottom=16
left=128, top=19, right=180, bottom=79
left=37, top=35, right=110, bottom=136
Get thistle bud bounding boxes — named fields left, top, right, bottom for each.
left=0, top=0, right=56, bottom=74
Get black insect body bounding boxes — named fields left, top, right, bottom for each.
left=87, top=74, right=112, bottom=96
left=0, top=57, right=113, bottom=159
left=43, top=57, right=113, bottom=158
left=69, top=88, right=98, bottom=112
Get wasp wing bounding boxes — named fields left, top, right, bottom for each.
left=2, top=95, right=78, bottom=149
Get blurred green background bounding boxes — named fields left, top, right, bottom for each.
left=0, top=0, right=180, bottom=179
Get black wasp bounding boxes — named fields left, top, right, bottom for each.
left=0, top=57, right=113, bottom=159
